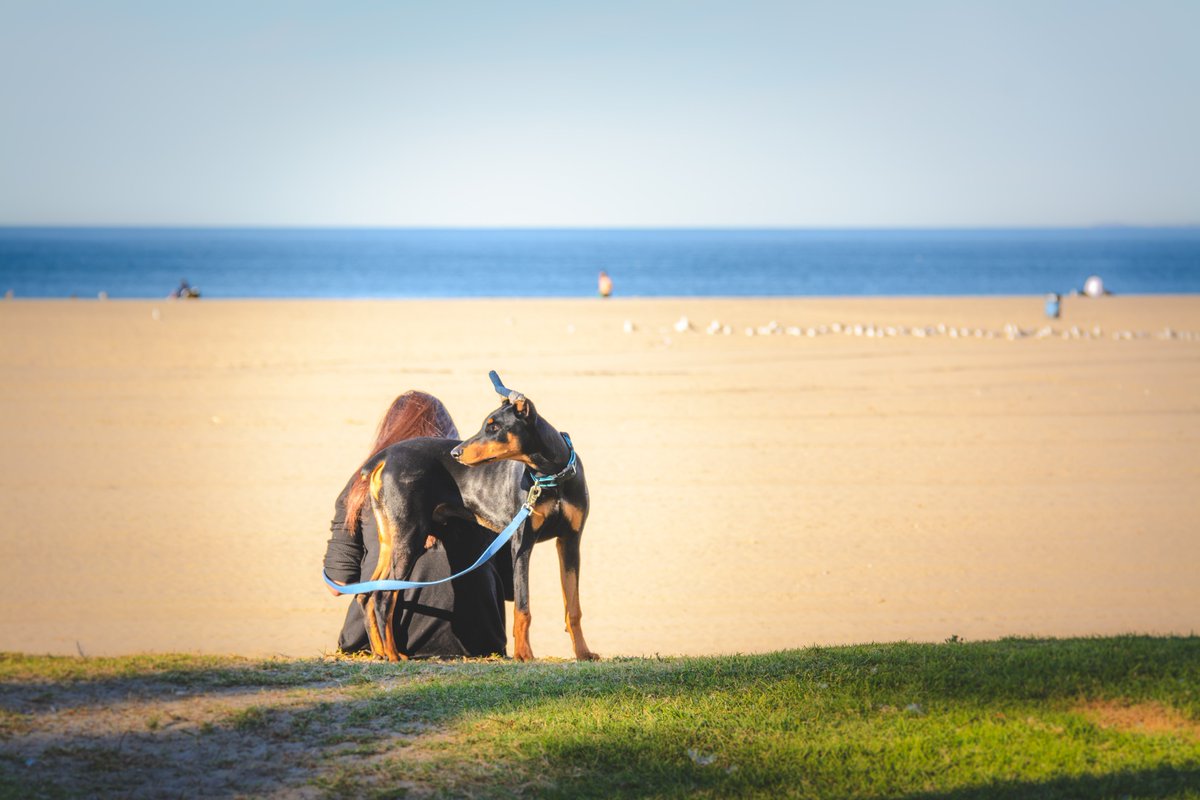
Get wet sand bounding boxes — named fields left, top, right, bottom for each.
left=1, top=295, right=1197, bottom=658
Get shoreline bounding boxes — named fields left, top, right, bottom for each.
left=5, top=291, right=1200, bottom=301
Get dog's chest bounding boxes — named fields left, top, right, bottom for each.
left=530, top=494, right=583, bottom=536
left=531, top=496, right=562, bottom=525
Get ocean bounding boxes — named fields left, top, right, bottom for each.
left=1, top=227, right=1198, bottom=299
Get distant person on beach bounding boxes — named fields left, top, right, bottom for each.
left=172, top=279, right=200, bottom=299
left=322, top=391, right=508, bottom=657
left=1045, top=292, right=1061, bottom=319
left=598, top=270, right=613, bottom=298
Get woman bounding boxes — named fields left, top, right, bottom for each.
left=323, top=391, right=508, bottom=657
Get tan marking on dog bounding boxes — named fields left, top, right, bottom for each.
left=364, top=464, right=402, bottom=661
left=560, top=501, right=585, bottom=533
left=528, top=497, right=557, bottom=531
left=368, top=459, right=386, bottom=501
left=473, top=512, right=504, bottom=532
left=369, top=472, right=404, bottom=589
left=371, top=506, right=397, bottom=567
left=513, top=608, right=534, bottom=661
left=363, top=595, right=385, bottom=657
left=383, top=595, right=397, bottom=661
left=456, top=434, right=519, bottom=466
left=362, top=513, right=394, bottom=660
left=383, top=590, right=405, bottom=662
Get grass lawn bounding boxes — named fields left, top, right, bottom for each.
left=1, top=636, right=1198, bottom=798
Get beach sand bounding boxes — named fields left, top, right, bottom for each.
left=1, top=295, right=1197, bottom=659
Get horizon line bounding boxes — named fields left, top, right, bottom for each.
left=3, top=223, right=1200, bottom=232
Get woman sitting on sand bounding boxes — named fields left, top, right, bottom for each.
left=322, top=391, right=508, bottom=657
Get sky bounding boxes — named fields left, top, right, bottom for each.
left=0, top=1, right=1197, bottom=227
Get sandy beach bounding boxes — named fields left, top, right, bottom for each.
left=1, top=295, right=1197, bottom=660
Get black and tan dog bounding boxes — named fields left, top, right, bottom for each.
left=359, top=376, right=596, bottom=662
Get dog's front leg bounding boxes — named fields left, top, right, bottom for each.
left=511, top=521, right=536, bottom=661
left=557, top=531, right=599, bottom=661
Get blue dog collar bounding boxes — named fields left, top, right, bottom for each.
left=533, top=432, right=577, bottom=489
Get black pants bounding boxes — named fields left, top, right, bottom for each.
left=337, top=529, right=508, bottom=658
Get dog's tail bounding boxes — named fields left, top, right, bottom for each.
left=362, top=460, right=386, bottom=503
left=360, top=452, right=385, bottom=480
left=361, top=457, right=391, bottom=551
left=361, top=454, right=388, bottom=501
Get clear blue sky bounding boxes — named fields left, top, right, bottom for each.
left=1, top=1, right=1197, bottom=227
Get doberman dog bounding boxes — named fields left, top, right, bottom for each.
left=358, top=375, right=597, bottom=662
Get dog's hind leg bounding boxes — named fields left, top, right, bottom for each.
left=367, top=538, right=409, bottom=663
left=380, top=590, right=403, bottom=662
left=361, top=595, right=385, bottom=657
left=368, top=462, right=436, bottom=662
left=361, top=460, right=406, bottom=661
left=370, top=590, right=402, bottom=662
left=557, top=529, right=599, bottom=661
left=371, top=547, right=420, bottom=662
left=360, top=529, right=392, bottom=659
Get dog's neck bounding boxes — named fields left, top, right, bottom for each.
left=526, top=418, right=572, bottom=476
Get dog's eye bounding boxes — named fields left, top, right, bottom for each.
left=486, top=423, right=499, bottom=433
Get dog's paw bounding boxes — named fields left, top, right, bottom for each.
left=514, top=647, right=535, bottom=662
left=576, top=650, right=601, bottom=661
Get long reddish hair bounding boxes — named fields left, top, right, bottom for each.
left=343, top=391, right=459, bottom=536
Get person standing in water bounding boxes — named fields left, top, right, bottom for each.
left=598, top=270, right=613, bottom=298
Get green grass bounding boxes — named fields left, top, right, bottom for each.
left=2, top=637, right=1199, bottom=798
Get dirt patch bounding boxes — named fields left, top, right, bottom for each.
left=1077, top=699, right=1200, bottom=740
left=0, top=673, right=448, bottom=798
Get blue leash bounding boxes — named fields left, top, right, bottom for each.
left=323, top=489, right=536, bottom=595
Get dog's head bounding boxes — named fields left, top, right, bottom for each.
left=450, top=391, right=540, bottom=467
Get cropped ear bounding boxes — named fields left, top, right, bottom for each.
left=507, top=391, right=536, bottom=420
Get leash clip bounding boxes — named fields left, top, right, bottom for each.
left=524, top=483, right=543, bottom=510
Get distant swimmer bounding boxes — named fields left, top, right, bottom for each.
left=598, top=270, right=613, bottom=298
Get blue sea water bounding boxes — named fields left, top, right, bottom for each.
left=0, top=227, right=1198, bottom=299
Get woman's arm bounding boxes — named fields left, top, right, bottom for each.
left=323, top=484, right=364, bottom=596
